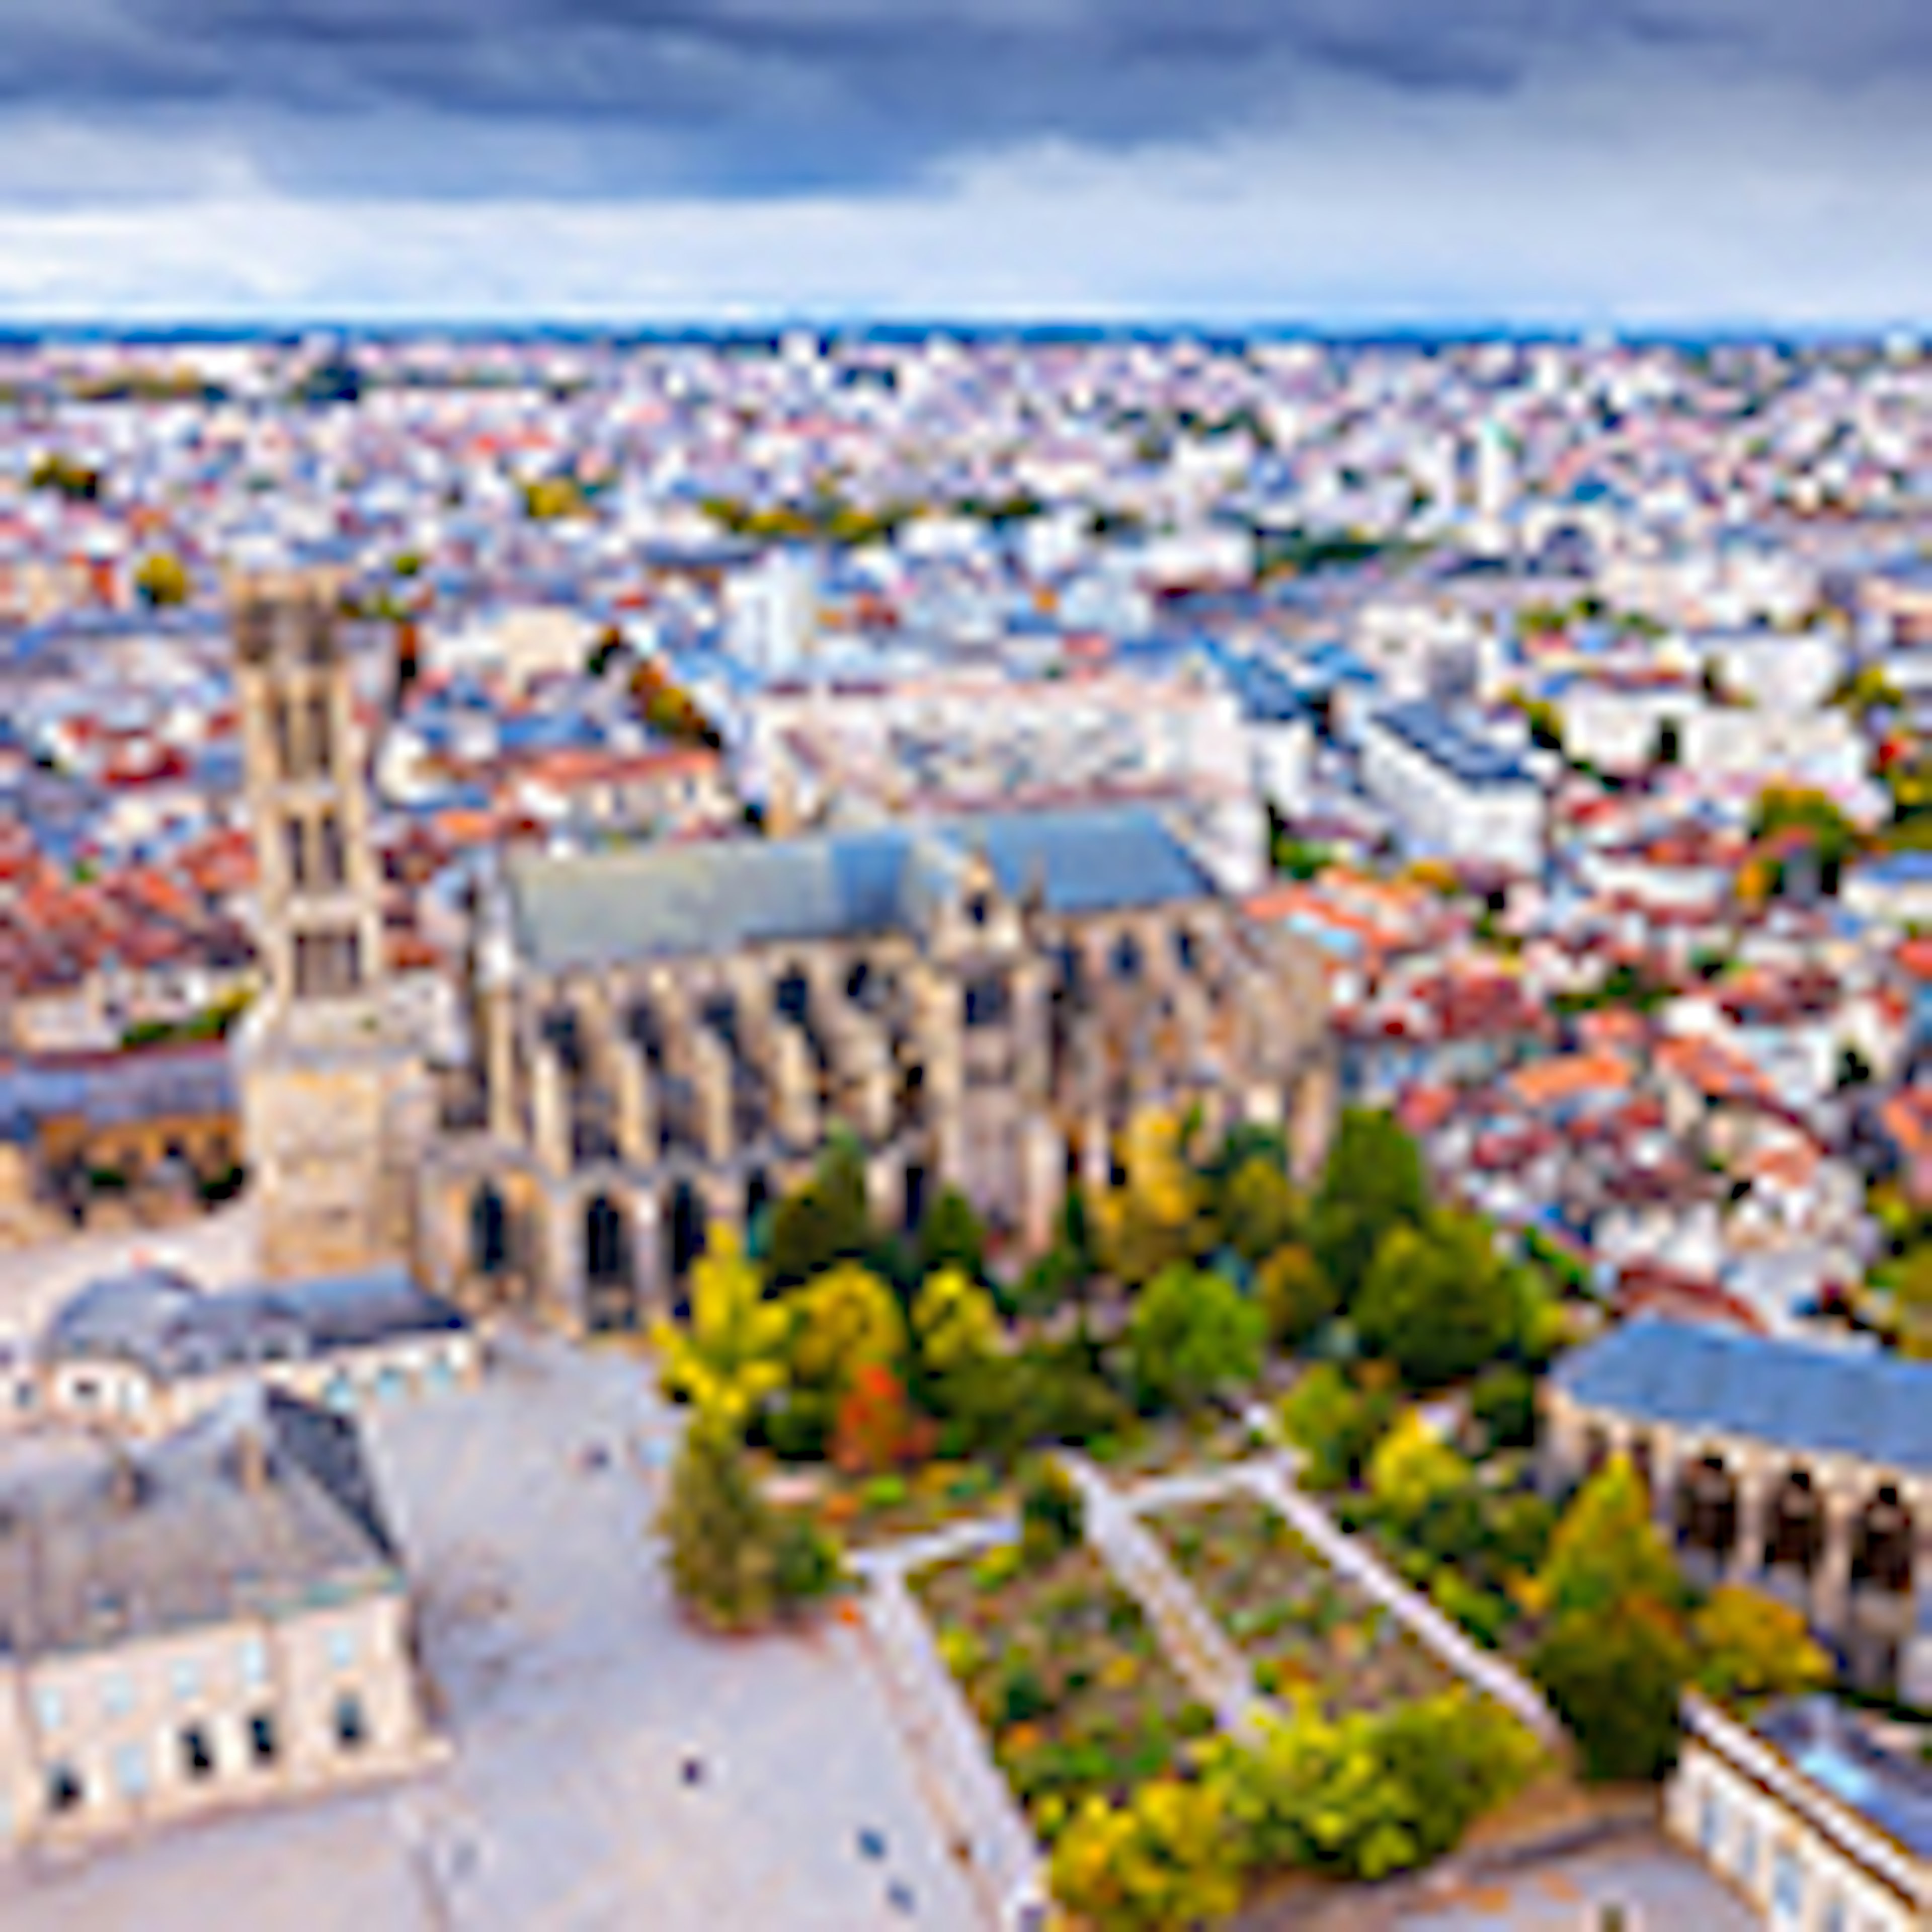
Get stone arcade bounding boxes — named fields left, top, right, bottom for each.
left=1544, top=1318, right=1932, bottom=1703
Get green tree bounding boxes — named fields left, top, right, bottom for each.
left=1276, top=1365, right=1398, bottom=1491
left=1126, top=1264, right=1265, bottom=1413
left=1219, top=1155, right=1302, bottom=1264
left=1017, top=1458, right=1086, bottom=1566
left=1354, top=1211, right=1518, bottom=1390
left=917, top=1183, right=987, bottom=1281
left=135, top=550, right=191, bottom=607
left=1048, top=1778, right=1245, bottom=1932
left=1308, top=1109, right=1429, bottom=1303
left=651, top=1226, right=790, bottom=1439
left=1253, top=1242, right=1339, bottom=1349
left=1530, top=1600, right=1691, bottom=1783
left=1469, top=1363, right=1540, bottom=1451
left=1537, top=1455, right=1683, bottom=1625
left=766, top=1136, right=873, bottom=1290
left=660, top=1424, right=840, bottom=1631
left=1205, top=1691, right=1539, bottom=1883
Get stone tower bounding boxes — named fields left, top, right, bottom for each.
left=231, top=573, right=432, bottom=1281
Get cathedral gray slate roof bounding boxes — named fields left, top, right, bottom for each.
left=1553, top=1317, right=1932, bottom=1471
left=504, top=804, right=1220, bottom=975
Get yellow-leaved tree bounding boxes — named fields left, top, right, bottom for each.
left=651, top=1226, right=791, bottom=1439
left=1048, top=1777, right=1244, bottom=1932
left=787, top=1260, right=904, bottom=1399
left=1095, top=1106, right=1211, bottom=1287
left=1366, top=1412, right=1472, bottom=1530
left=1691, top=1586, right=1833, bottom=1705
left=911, top=1266, right=1000, bottom=1377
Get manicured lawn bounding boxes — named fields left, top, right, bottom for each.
left=1150, top=1492, right=1457, bottom=1712
left=913, top=1539, right=1215, bottom=1839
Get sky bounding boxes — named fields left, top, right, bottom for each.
left=5, top=0, right=1932, bottom=326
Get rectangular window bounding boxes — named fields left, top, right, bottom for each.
left=1698, top=1787, right=1721, bottom=1855
left=271, top=695, right=297, bottom=780
left=99, top=1670, right=134, bottom=1720
left=44, top=1764, right=82, bottom=1815
left=333, top=1691, right=366, bottom=1751
left=179, top=1724, right=215, bottom=1781
left=284, top=817, right=309, bottom=890
left=306, top=693, right=334, bottom=776
left=294, top=929, right=363, bottom=1000
left=248, top=1712, right=278, bottom=1766
left=34, top=1684, right=62, bottom=1733
left=317, top=812, right=347, bottom=889
left=237, top=1636, right=269, bottom=1690
left=112, top=1740, right=148, bottom=1800
left=1773, top=1848, right=1802, bottom=1919
left=171, top=1657, right=203, bottom=1704
left=327, top=1627, right=360, bottom=1672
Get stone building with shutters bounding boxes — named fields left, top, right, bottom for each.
left=1543, top=1318, right=1932, bottom=1704
left=0, top=1385, right=435, bottom=1848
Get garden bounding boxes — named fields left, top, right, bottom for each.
left=1149, top=1491, right=1456, bottom=1711
left=912, top=1532, right=1216, bottom=1842
left=783, top=1456, right=1014, bottom=1548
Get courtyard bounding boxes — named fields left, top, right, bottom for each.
left=0, top=1328, right=982, bottom=1932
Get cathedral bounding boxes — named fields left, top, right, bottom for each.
left=233, top=579, right=1336, bottom=1333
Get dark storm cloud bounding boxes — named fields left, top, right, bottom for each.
left=5, top=0, right=1929, bottom=196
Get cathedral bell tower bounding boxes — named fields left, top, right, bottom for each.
left=231, top=573, right=431, bottom=1281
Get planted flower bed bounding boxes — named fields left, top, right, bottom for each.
left=754, top=1456, right=1012, bottom=1548
left=913, top=1538, right=1215, bottom=1841
left=1149, top=1492, right=1457, bottom=1713
left=811, top=1458, right=1013, bottom=1547
left=1086, top=1408, right=1262, bottom=1483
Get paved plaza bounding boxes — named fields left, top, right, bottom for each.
left=0, top=1329, right=982, bottom=1932
left=1394, top=1835, right=1758, bottom=1932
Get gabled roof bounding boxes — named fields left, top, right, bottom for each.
left=1554, top=1317, right=1932, bottom=1470
left=504, top=804, right=1219, bottom=974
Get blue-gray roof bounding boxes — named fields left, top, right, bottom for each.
left=1754, top=1698, right=1932, bottom=1861
left=42, top=1263, right=467, bottom=1380
left=506, top=805, right=1220, bottom=974
left=1554, top=1318, right=1932, bottom=1470
left=1372, top=702, right=1534, bottom=790
left=1855, top=852, right=1932, bottom=888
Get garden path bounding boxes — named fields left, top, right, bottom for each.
left=1054, top=1452, right=1274, bottom=1738
left=1235, top=1462, right=1564, bottom=1743
left=849, top=1521, right=1049, bottom=1931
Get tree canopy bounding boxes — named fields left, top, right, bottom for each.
left=1126, top=1262, right=1265, bottom=1413
left=1308, top=1109, right=1429, bottom=1302
left=651, top=1226, right=790, bottom=1439
left=1353, top=1210, right=1519, bottom=1390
